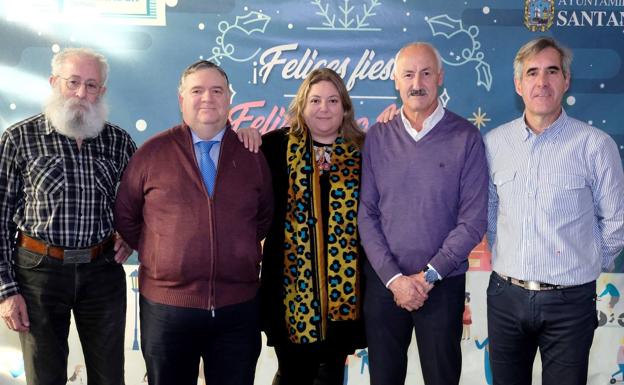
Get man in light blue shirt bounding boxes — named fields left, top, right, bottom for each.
left=485, top=37, right=624, bottom=385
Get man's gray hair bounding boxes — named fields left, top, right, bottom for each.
left=393, top=42, right=443, bottom=75
left=178, top=60, right=230, bottom=94
left=51, top=47, right=109, bottom=85
left=513, top=37, right=573, bottom=80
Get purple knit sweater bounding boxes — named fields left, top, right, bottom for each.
left=358, top=110, right=488, bottom=284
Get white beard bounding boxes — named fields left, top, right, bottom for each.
left=43, top=87, right=109, bottom=139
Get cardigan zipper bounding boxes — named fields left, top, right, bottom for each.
left=208, top=196, right=217, bottom=318
left=208, top=144, right=223, bottom=318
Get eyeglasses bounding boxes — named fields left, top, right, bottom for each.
left=57, top=76, right=102, bottom=94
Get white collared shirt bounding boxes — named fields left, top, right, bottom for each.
left=400, top=102, right=445, bottom=142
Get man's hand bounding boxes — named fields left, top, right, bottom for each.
left=0, top=294, right=29, bottom=332
left=376, top=103, right=400, bottom=123
left=388, top=275, right=428, bottom=311
left=407, top=271, right=434, bottom=298
left=113, top=233, right=133, bottom=263
left=236, top=127, right=262, bottom=153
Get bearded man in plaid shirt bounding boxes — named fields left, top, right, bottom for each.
left=0, top=47, right=136, bottom=385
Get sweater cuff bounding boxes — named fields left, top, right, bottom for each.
left=385, top=273, right=403, bottom=288
left=429, top=250, right=452, bottom=279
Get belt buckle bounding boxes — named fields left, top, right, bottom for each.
left=63, top=248, right=91, bottom=264
left=525, top=281, right=542, bottom=291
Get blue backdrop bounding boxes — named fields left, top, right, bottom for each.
left=0, top=1, right=623, bottom=384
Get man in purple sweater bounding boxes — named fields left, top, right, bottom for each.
left=358, top=42, right=488, bottom=385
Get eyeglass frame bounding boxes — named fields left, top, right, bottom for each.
left=56, top=75, right=103, bottom=94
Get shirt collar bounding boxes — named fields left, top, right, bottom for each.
left=513, top=117, right=533, bottom=142
left=517, top=108, right=568, bottom=142
left=539, top=108, right=567, bottom=141
left=43, top=117, right=55, bottom=135
left=400, top=102, right=445, bottom=137
left=512, top=108, right=568, bottom=142
left=191, top=127, right=226, bottom=145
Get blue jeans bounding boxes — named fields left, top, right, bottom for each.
left=15, top=246, right=126, bottom=385
left=487, top=272, right=597, bottom=385
left=140, top=295, right=261, bottom=385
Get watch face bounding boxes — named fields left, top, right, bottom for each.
left=425, top=269, right=438, bottom=283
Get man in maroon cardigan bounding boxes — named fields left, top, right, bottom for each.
left=114, top=60, right=273, bottom=385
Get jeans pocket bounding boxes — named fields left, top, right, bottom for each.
left=486, top=273, right=507, bottom=297
left=14, top=248, right=45, bottom=269
left=557, top=284, right=598, bottom=329
left=101, top=247, right=120, bottom=265
left=558, top=284, right=596, bottom=303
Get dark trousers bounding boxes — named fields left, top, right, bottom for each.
left=15, top=247, right=126, bottom=385
left=274, top=342, right=348, bottom=385
left=363, top=262, right=465, bottom=385
left=140, top=295, right=261, bottom=385
left=487, top=272, right=597, bottom=385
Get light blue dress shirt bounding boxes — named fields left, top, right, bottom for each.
left=191, top=128, right=225, bottom=168
left=485, top=110, right=624, bottom=286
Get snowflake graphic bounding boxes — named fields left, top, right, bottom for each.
left=307, top=0, right=382, bottom=31
left=468, top=107, right=491, bottom=130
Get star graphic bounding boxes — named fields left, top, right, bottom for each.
left=438, top=88, right=450, bottom=107
left=468, top=107, right=491, bottom=130
left=229, top=83, right=236, bottom=103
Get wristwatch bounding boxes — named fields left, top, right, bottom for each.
left=423, top=266, right=440, bottom=284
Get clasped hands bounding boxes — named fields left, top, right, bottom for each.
left=388, top=273, right=433, bottom=311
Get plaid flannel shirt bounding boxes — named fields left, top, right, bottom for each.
left=0, top=113, right=136, bottom=299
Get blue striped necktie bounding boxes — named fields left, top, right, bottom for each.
left=197, top=140, right=218, bottom=196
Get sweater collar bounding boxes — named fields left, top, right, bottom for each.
left=400, top=102, right=445, bottom=142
